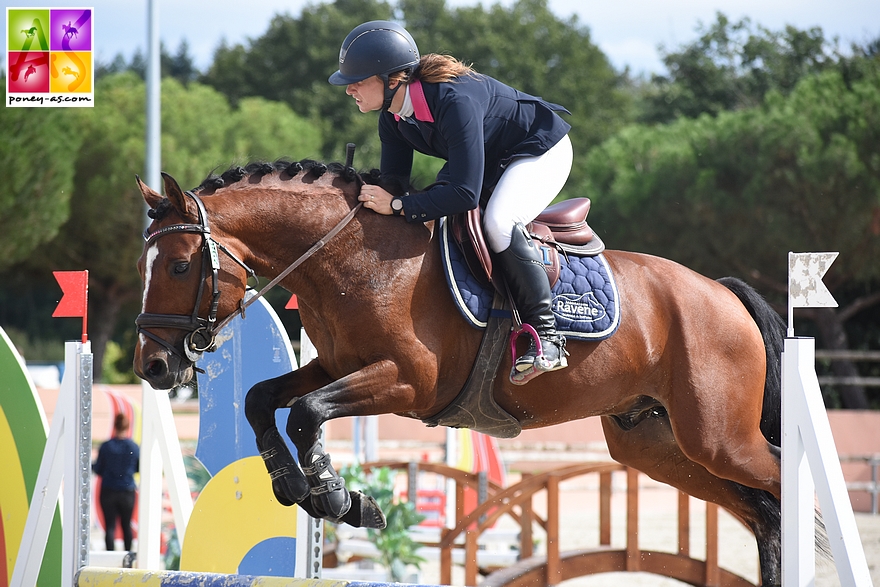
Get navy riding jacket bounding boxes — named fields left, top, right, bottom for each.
left=378, top=74, right=571, bottom=223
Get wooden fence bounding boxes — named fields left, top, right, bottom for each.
left=815, top=350, right=880, bottom=387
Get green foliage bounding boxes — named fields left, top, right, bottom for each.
left=582, top=65, right=880, bottom=291
left=340, top=464, right=425, bottom=581
left=201, top=0, right=394, bottom=164
left=0, top=72, right=323, bottom=377
left=101, top=340, right=140, bottom=384
left=639, top=13, right=840, bottom=123
left=226, top=97, right=323, bottom=162
left=0, top=81, right=81, bottom=271
left=1, top=326, right=66, bottom=363
left=97, top=40, right=201, bottom=85
left=403, top=0, right=632, bottom=158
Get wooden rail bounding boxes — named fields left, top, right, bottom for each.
left=815, top=350, right=880, bottom=387
left=842, top=454, right=880, bottom=514
left=362, top=461, right=756, bottom=587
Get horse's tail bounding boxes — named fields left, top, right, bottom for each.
left=717, top=277, right=786, bottom=447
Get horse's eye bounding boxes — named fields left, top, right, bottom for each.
left=172, top=262, right=190, bottom=275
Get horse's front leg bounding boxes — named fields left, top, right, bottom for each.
left=287, top=359, right=412, bottom=529
left=244, top=359, right=334, bottom=510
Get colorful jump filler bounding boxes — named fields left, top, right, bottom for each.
left=6, top=7, right=94, bottom=107
left=186, top=293, right=309, bottom=577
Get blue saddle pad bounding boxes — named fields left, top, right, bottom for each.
left=439, top=217, right=621, bottom=341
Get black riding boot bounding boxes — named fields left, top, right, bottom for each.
left=496, top=223, right=567, bottom=384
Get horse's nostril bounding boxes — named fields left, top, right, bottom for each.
left=145, top=359, right=167, bottom=379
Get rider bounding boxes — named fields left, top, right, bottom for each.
left=329, top=20, right=573, bottom=384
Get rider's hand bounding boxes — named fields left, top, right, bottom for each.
left=358, top=185, right=394, bottom=215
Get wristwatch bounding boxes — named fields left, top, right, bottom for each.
left=390, top=196, right=404, bottom=216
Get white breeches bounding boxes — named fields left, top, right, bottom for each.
left=483, top=134, right=573, bottom=253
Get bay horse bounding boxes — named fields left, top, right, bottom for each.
left=134, top=159, right=785, bottom=585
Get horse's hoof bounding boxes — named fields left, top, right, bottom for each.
left=339, top=491, right=386, bottom=529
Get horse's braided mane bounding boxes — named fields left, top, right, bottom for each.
left=147, top=158, right=393, bottom=221
left=196, top=158, right=360, bottom=192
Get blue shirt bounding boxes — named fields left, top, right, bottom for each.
left=378, top=74, right=571, bottom=222
left=92, top=437, right=139, bottom=491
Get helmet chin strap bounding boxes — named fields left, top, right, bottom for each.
left=381, top=76, right=400, bottom=111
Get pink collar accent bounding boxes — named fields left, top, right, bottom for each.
left=394, top=80, right=434, bottom=123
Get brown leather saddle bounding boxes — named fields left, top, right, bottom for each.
left=447, top=197, right=605, bottom=289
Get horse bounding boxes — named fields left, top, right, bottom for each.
left=62, top=22, right=78, bottom=39
left=134, top=159, right=786, bottom=585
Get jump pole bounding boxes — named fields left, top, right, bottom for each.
left=137, top=379, right=193, bottom=569
left=299, top=328, right=324, bottom=578
left=75, top=566, right=445, bottom=586
left=781, top=252, right=872, bottom=586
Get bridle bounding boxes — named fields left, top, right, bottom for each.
left=135, top=189, right=256, bottom=366
left=136, top=186, right=364, bottom=368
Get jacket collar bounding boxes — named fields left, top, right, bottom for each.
left=394, top=80, right=434, bottom=123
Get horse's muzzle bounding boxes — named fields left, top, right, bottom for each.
left=134, top=349, right=195, bottom=390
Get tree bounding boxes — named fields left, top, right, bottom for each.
left=403, top=0, right=631, bottom=155
left=2, top=72, right=323, bottom=380
left=0, top=83, right=81, bottom=271
left=226, top=96, right=323, bottom=161
left=201, top=0, right=394, bottom=164
left=96, top=40, right=200, bottom=85
left=638, top=13, right=839, bottom=124
left=199, top=0, right=634, bottom=185
left=582, top=64, right=880, bottom=407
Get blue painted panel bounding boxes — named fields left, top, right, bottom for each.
left=195, top=293, right=298, bottom=477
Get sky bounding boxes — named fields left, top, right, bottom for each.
left=4, top=0, right=879, bottom=76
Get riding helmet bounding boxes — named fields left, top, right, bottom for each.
left=328, top=20, right=420, bottom=86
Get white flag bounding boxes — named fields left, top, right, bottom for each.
left=788, top=252, right=838, bottom=308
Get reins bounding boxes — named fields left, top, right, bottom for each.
left=213, top=199, right=364, bottom=333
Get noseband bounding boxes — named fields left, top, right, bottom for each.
left=136, top=188, right=364, bottom=369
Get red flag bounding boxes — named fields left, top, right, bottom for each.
left=53, top=271, right=88, bottom=317
left=285, top=294, right=298, bottom=310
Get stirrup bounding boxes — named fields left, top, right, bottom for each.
left=509, top=327, right=568, bottom=385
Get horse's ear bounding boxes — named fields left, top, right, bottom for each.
left=136, top=175, right=163, bottom=210
left=161, top=172, right=197, bottom=220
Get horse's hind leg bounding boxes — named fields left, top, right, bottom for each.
left=601, top=412, right=781, bottom=586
